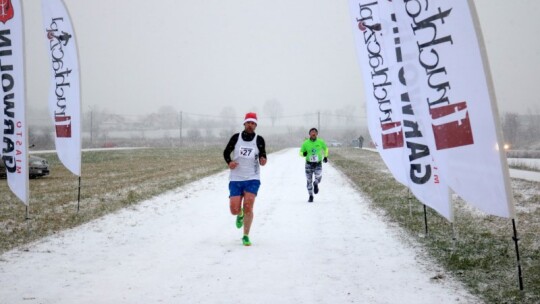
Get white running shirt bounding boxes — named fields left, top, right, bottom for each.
left=229, top=133, right=260, bottom=181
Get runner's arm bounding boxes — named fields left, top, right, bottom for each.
left=299, top=141, right=307, bottom=157
left=223, top=133, right=239, bottom=164
left=256, top=136, right=267, bottom=160
left=322, top=141, right=329, bottom=162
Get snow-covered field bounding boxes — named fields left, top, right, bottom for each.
left=509, top=168, right=540, bottom=182
left=505, top=158, right=540, bottom=182
left=0, top=149, right=483, bottom=304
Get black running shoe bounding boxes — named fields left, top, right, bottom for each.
left=314, top=182, right=319, bottom=194
left=308, top=195, right=314, bottom=203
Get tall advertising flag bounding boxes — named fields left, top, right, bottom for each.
left=0, top=0, right=29, bottom=205
left=41, top=0, right=81, bottom=176
left=348, top=0, right=452, bottom=220
left=390, top=0, right=514, bottom=218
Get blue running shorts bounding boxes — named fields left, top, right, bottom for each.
left=229, top=180, right=261, bottom=197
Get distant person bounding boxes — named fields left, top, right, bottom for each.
left=223, top=112, right=267, bottom=246
left=299, top=128, right=328, bottom=203
left=358, top=135, right=364, bottom=149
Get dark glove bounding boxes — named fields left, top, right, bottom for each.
left=323, top=157, right=328, bottom=163
left=303, top=151, right=308, bottom=157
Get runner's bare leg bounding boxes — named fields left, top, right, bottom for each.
left=230, top=196, right=242, bottom=215
left=242, top=192, right=256, bottom=236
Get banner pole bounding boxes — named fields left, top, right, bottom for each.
left=77, top=176, right=81, bottom=213
left=408, top=189, right=412, bottom=217
left=25, top=205, right=30, bottom=220
left=511, top=218, right=524, bottom=290
left=469, top=0, right=522, bottom=291
left=451, top=223, right=456, bottom=251
left=423, top=205, right=428, bottom=237
left=450, top=190, right=456, bottom=250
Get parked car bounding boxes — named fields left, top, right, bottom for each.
left=0, top=155, right=50, bottom=178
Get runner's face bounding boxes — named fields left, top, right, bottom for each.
left=309, top=130, right=317, bottom=140
left=244, top=121, right=257, bottom=133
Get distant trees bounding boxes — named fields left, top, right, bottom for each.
left=525, top=108, right=540, bottom=146
left=502, top=112, right=519, bottom=147
left=335, top=105, right=357, bottom=124
left=187, top=129, right=202, bottom=142
left=53, top=103, right=368, bottom=148
left=155, top=106, right=179, bottom=129
left=76, top=107, right=540, bottom=150
left=501, top=112, right=540, bottom=150
left=263, top=99, right=283, bottom=127
left=219, top=107, right=237, bottom=139
left=28, top=126, right=54, bottom=150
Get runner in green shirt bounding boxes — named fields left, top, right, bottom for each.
left=299, top=128, right=328, bottom=203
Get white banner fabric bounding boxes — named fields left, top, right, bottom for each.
left=348, top=0, right=452, bottom=220
left=0, top=0, right=29, bottom=205
left=391, top=0, right=514, bottom=218
left=41, top=0, right=81, bottom=176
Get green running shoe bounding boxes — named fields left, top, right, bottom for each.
left=236, top=209, right=244, bottom=229
left=242, top=235, right=251, bottom=246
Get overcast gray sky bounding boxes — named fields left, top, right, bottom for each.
left=23, top=0, right=540, bottom=121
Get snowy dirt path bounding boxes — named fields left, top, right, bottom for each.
left=0, top=149, right=482, bottom=304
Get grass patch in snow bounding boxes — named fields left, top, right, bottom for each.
left=331, top=147, right=539, bottom=304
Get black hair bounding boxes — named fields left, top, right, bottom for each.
left=309, top=128, right=318, bottom=134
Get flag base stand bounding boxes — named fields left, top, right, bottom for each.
left=408, top=190, right=413, bottom=217
left=77, top=176, right=81, bottom=213
left=25, top=206, right=30, bottom=221
left=511, top=218, right=524, bottom=290
left=423, top=205, right=429, bottom=237
left=451, top=223, right=457, bottom=251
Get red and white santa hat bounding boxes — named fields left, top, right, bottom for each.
left=244, top=112, right=258, bottom=124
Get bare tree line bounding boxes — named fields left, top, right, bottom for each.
left=501, top=112, right=540, bottom=152
left=28, top=100, right=539, bottom=153
left=27, top=101, right=367, bottom=150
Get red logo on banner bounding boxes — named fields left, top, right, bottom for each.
left=358, top=21, right=367, bottom=32
left=358, top=21, right=382, bottom=32
left=381, top=121, right=404, bottom=149
left=430, top=101, right=474, bottom=150
left=55, top=116, right=72, bottom=138
left=0, top=0, right=14, bottom=24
